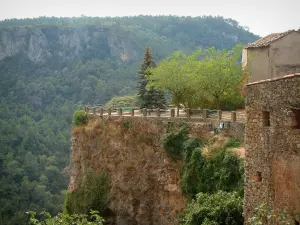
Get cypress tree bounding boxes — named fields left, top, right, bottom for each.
left=137, top=46, right=166, bottom=109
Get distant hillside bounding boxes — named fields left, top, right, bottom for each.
left=0, top=15, right=258, bottom=225
left=0, top=16, right=258, bottom=64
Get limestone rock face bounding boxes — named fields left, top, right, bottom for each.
left=69, top=118, right=186, bottom=225
left=27, top=29, right=49, bottom=63
left=0, top=27, right=138, bottom=63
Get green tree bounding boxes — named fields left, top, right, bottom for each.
left=196, top=45, right=245, bottom=109
left=148, top=50, right=201, bottom=115
left=149, top=45, right=246, bottom=110
left=137, top=46, right=166, bottom=109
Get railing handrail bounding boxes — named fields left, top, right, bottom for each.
left=83, top=106, right=244, bottom=122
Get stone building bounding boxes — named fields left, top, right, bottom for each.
left=242, top=30, right=300, bottom=83
left=244, top=73, right=300, bottom=223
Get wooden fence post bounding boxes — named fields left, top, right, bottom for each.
left=186, top=108, right=191, bottom=118
left=131, top=108, right=135, bottom=117
left=143, top=108, right=147, bottom=117
left=118, top=108, right=123, bottom=116
left=156, top=108, right=161, bottom=117
left=217, top=110, right=222, bottom=120
left=203, top=109, right=208, bottom=119
left=170, top=108, right=175, bottom=117
left=231, top=111, right=236, bottom=122
left=99, top=108, right=103, bottom=116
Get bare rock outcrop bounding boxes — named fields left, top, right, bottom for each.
left=69, top=118, right=186, bottom=225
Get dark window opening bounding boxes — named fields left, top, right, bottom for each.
left=254, top=171, right=262, bottom=182
left=262, top=111, right=270, bottom=127
left=291, top=109, right=300, bottom=129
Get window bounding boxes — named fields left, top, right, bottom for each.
left=254, top=171, right=262, bottom=182
left=291, top=109, right=300, bottom=129
left=262, top=111, right=270, bottom=127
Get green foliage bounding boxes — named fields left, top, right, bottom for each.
left=73, top=110, right=88, bottom=126
left=64, top=169, right=110, bottom=216
left=104, top=95, right=138, bottom=109
left=182, top=148, right=244, bottom=198
left=163, top=123, right=189, bottom=159
left=28, top=210, right=104, bottom=225
left=148, top=45, right=246, bottom=110
left=181, top=191, right=244, bottom=225
left=138, top=46, right=166, bottom=109
left=224, top=138, right=241, bottom=148
left=123, top=120, right=131, bottom=129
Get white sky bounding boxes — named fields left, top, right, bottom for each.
left=0, top=0, right=299, bottom=36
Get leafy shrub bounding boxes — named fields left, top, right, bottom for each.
left=73, top=110, right=88, bottom=126
left=28, top=210, right=104, bottom=225
left=182, top=148, right=244, bottom=199
left=64, top=169, right=110, bottom=216
left=123, top=120, right=131, bottom=129
left=104, top=95, right=138, bottom=109
left=181, top=191, right=244, bottom=225
left=163, top=123, right=189, bottom=159
left=182, top=138, right=202, bottom=161
left=224, top=138, right=241, bottom=148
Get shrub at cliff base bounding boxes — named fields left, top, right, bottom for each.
left=28, top=210, right=104, bottom=225
left=64, top=169, right=110, bottom=217
left=73, top=110, right=88, bottom=126
left=181, top=191, right=244, bottom=225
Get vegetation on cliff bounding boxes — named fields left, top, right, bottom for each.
left=181, top=191, right=243, bottom=225
left=0, top=15, right=257, bottom=224
left=73, top=110, right=89, bottom=126
left=28, top=210, right=104, bottom=225
left=163, top=123, right=244, bottom=224
left=64, top=169, right=110, bottom=216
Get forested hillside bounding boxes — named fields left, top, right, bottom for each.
left=0, top=15, right=258, bottom=224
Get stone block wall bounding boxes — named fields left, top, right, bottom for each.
left=244, top=74, right=300, bottom=223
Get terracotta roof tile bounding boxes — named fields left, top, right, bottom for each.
left=244, top=30, right=297, bottom=49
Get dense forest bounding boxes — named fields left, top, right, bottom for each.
left=0, top=15, right=259, bottom=224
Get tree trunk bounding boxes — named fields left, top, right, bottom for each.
left=215, top=95, right=220, bottom=110
left=177, top=106, right=180, bottom=117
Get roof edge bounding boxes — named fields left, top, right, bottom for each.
left=246, top=73, right=300, bottom=86
left=244, top=30, right=298, bottom=49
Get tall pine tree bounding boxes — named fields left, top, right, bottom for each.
left=138, top=46, right=166, bottom=109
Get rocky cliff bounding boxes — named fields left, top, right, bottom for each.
left=68, top=114, right=221, bottom=225
left=0, top=26, right=138, bottom=63
left=69, top=117, right=189, bottom=225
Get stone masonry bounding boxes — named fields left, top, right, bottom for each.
left=244, top=73, right=300, bottom=223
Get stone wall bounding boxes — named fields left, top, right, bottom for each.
left=244, top=74, right=300, bottom=223
left=220, top=121, right=245, bottom=142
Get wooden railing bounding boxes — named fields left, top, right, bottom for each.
left=84, top=106, right=245, bottom=122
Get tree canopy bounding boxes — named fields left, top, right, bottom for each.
left=148, top=45, right=246, bottom=110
